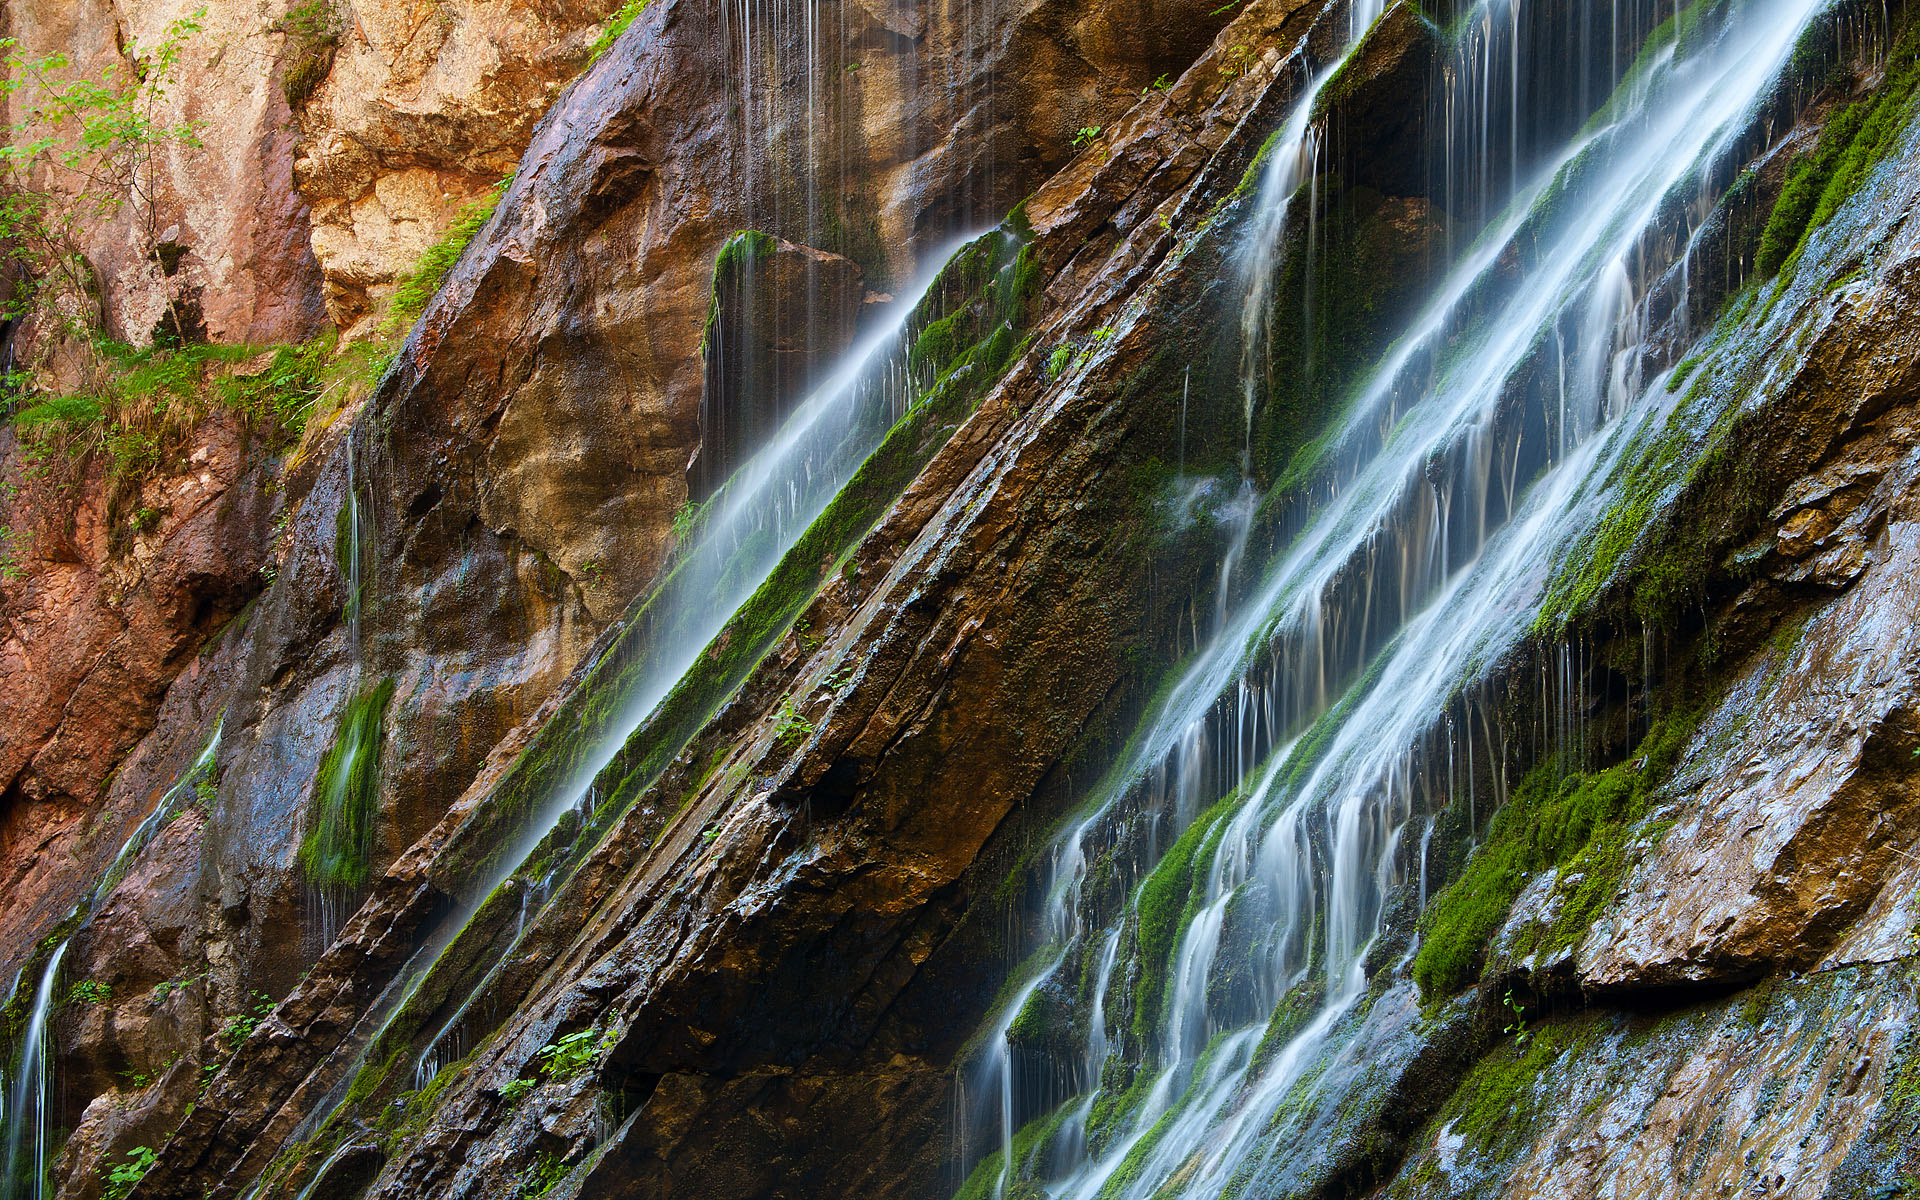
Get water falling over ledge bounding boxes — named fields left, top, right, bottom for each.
left=953, top=1, right=1833, bottom=1196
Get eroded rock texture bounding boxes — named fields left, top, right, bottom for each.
left=5, top=1, right=1920, bottom=1200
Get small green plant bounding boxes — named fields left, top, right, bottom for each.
left=535, top=1028, right=608, bottom=1079
left=1046, top=344, right=1073, bottom=378
left=499, top=1076, right=535, bottom=1104
left=520, top=1151, right=569, bottom=1198
left=1501, top=990, right=1530, bottom=1044
left=66, top=979, right=112, bottom=1007
left=700, top=824, right=720, bottom=843
left=219, top=990, right=276, bottom=1053
left=671, top=498, right=706, bottom=540
left=579, top=559, right=609, bottom=589
left=1090, top=326, right=1115, bottom=343
left=103, top=1145, right=157, bottom=1200
left=819, top=661, right=854, bottom=694
left=1143, top=73, right=1171, bottom=95
left=151, top=973, right=202, bottom=1002
left=1071, top=125, right=1103, bottom=148
left=0, top=524, right=24, bottom=581
left=773, top=696, right=814, bottom=745
left=587, top=0, right=650, bottom=63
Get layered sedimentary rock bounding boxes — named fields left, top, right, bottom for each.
left=4, top=1, right=1920, bottom=1200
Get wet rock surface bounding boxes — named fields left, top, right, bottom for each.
left=5, top=2, right=1920, bottom=1200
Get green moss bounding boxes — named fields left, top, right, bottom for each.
left=1085, top=1070, right=1153, bottom=1151
left=1534, top=328, right=1784, bottom=634
left=1095, top=1034, right=1244, bottom=1199
left=1131, top=794, right=1237, bottom=1045
left=342, top=1047, right=404, bottom=1111
left=1581, top=0, right=1720, bottom=134
left=701, top=230, right=780, bottom=360
left=1249, top=184, right=1443, bottom=495
left=1442, top=1016, right=1597, bottom=1157
left=1758, top=16, right=1920, bottom=276
left=1244, top=974, right=1327, bottom=1077
left=298, top=677, right=397, bottom=890
left=952, top=1100, right=1076, bottom=1200
left=1412, top=709, right=1697, bottom=998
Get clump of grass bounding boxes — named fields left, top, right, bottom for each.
left=5, top=336, right=329, bottom=505
left=587, top=0, right=650, bottom=62
left=298, top=677, right=397, bottom=890
left=384, top=176, right=514, bottom=332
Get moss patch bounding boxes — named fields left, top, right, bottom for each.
left=1757, top=15, right=1920, bottom=277
left=299, top=677, right=397, bottom=890
left=1412, top=709, right=1696, bottom=998
left=1130, top=794, right=1237, bottom=1046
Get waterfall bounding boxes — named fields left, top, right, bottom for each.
left=0, top=942, right=67, bottom=1200
left=957, top=0, right=1825, bottom=1195
left=0, top=721, right=222, bottom=1200
left=307, top=432, right=372, bottom=955
left=403, top=233, right=978, bottom=1089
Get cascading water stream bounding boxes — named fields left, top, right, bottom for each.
left=0, top=943, right=67, bottom=1200
left=0, top=722, right=222, bottom=1200
left=959, top=1, right=1826, bottom=1196
left=400, top=234, right=983, bottom=1089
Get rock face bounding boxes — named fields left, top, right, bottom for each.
left=0, top=0, right=327, bottom=352
left=291, top=0, right=627, bottom=337
left=0, top=412, right=272, bottom=977
left=3, top=0, right=1251, bottom=1194
left=6, top=2, right=1920, bottom=1200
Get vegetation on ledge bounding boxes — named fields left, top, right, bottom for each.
left=1412, top=709, right=1697, bottom=999
left=1757, top=13, right=1920, bottom=277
